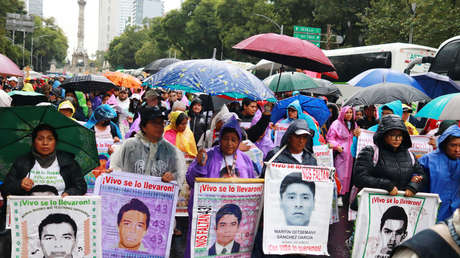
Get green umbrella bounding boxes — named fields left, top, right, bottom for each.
left=263, top=72, right=320, bottom=92
left=0, top=106, right=98, bottom=181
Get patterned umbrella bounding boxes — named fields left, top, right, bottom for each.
left=143, top=59, right=276, bottom=101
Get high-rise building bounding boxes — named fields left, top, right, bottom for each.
left=23, top=0, right=43, bottom=17
left=119, top=0, right=133, bottom=34
left=131, top=0, right=164, bottom=27
left=98, top=0, right=120, bottom=51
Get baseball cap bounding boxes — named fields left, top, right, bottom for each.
left=140, top=106, right=166, bottom=121
left=7, top=77, right=18, bottom=82
left=294, top=129, right=311, bottom=135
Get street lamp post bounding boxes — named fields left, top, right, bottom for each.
left=254, top=13, right=283, bottom=35
left=409, top=3, right=416, bottom=44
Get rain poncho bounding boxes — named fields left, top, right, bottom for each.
left=275, top=100, right=322, bottom=146
left=326, top=106, right=357, bottom=195
left=419, top=125, right=460, bottom=221
left=164, top=111, right=198, bottom=158
left=58, top=100, right=76, bottom=120
left=250, top=109, right=275, bottom=158
left=84, top=104, right=122, bottom=139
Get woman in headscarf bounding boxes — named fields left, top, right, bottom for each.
left=327, top=106, right=360, bottom=199
left=84, top=104, right=122, bottom=141
left=185, top=116, right=256, bottom=257
left=164, top=111, right=198, bottom=158
left=197, top=105, right=236, bottom=149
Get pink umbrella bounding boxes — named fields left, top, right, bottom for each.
left=0, top=53, right=23, bottom=77
left=233, top=33, right=335, bottom=73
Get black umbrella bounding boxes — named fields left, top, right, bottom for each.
left=143, top=58, right=181, bottom=74
left=301, top=78, right=342, bottom=97
left=61, top=75, right=118, bottom=93
left=344, top=83, right=431, bottom=106
left=8, top=91, right=48, bottom=106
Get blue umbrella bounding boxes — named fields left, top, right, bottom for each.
left=415, top=93, right=460, bottom=120
left=348, top=68, right=426, bottom=93
left=411, top=72, right=460, bottom=98
left=270, top=95, right=330, bottom=126
left=142, top=59, right=276, bottom=101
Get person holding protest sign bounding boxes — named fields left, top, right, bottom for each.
left=378, top=206, right=408, bottom=256
left=186, top=116, right=256, bottom=257
left=354, top=115, right=425, bottom=197
left=208, top=204, right=242, bottom=255
left=2, top=124, right=87, bottom=200
left=419, top=125, right=460, bottom=221
left=38, top=213, right=78, bottom=258
left=116, top=198, right=150, bottom=251
left=110, top=106, right=185, bottom=185
left=327, top=105, right=360, bottom=200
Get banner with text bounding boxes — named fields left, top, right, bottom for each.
left=274, top=124, right=290, bottom=147
left=190, top=178, right=264, bottom=258
left=9, top=195, right=102, bottom=258
left=263, top=163, right=334, bottom=255
left=94, top=171, right=179, bottom=257
left=352, top=188, right=440, bottom=258
left=356, top=130, right=433, bottom=158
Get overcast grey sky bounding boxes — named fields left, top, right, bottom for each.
left=42, top=0, right=182, bottom=60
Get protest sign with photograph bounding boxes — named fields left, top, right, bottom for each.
left=352, top=188, right=440, bottom=258
left=9, top=195, right=101, bottom=258
left=313, top=145, right=334, bottom=168
left=94, top=171, right=179, bottom=257
left=356, top=130, right=433, bottom=159
left=84, top=137, right=115, bottom=194
left=176, top=157, right=195, bottom=216
left=190, top=178, right=264, bottom=258
left=263, top=163, right=334, bottom=256
left=273, top=123, right=290, bottom=147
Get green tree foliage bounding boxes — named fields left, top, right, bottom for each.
left=0, top=0, right=26, bottom=65
left=360, top=0, right=460, bottom=48
left=105, top=26, right=148, bottom=69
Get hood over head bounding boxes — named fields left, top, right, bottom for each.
left=435, top=120, right=458, bottom=136
left=58, top=100, right=75, bottom=115
left=337, top=105, right=355, bottom=123
left=378, top=100, right=403, bottom=118
left=374, top=114, right=411, bottom=149
left=286, top=100, right=304, bottom=120
left=219, top=116, right=243, bottom=143
left=438, top=125, right=460, bottom=153
left=280, top=119, right=314, bottom=153
left=84, top=104, right=117, bottom=129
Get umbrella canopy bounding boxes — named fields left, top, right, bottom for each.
left=233, top=33, right=335, bottom=72
left=143, top=58, right=181, bottom=74
left=143, top=59, right=276, bottom=101
left=411, top=72, right=460, bottom=98
left=104, top=71, right=142, bottom=89
left=8, top=91, right=48, bottom=106
left=348, top=68, right=426, bottom=93
left=0, top=90, right=12, bottom=107
left=248, top=59, right=283, bottom=71
left=263, top=72, right=320, bottom=92
left=0, top=106, right=99, bottom=180
left=344, top=83, right=431, bottom=106
left=0, top=53, right=23, bottom=77
left=415, top=93, right=460, bottom=120
left=61, top=75, right=118, bottom=93
left=301, top=78, right=342, bottom=97
left=271, top=95, right=330, bottom=126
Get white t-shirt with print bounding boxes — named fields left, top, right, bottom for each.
left=29, top=159, right=65, bottom=194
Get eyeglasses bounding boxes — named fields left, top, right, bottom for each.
left=387, top=134, right=403, bottom=140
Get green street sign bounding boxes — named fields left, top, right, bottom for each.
left=293, top=25, right=321, bottom=34
left=293, top=33, right=320, bottom=41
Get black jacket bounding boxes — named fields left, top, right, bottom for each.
left=2, top=150, right=87, bottom=197
left=188, top=100, right=208, bottom=143
left=354, top=115, right=425, bottom=193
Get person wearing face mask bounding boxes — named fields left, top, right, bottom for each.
left=84, top=104, right=122, bottom=142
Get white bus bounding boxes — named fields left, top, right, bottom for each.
left=323, top=43, right=436, bottom=82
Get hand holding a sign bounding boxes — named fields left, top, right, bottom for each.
left=162, top=171, right=175, bottom=183
left=197, top=149, right=208, bottom=166
left=21, top=177, right=34, bottom=191
left=239, top=141, right=251, bottom=152
left=353, top=127, right=361, bottom=137
left=336, top=146, right=344, bottom=153
left=389, top=187, right=398, bottom=196
left=113, top=136, right=120, bottom=143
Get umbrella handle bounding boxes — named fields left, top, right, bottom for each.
left=274, top=65, right=285, bottom=96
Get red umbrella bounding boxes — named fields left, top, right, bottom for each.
left=0, top=53, right=23, bottom=77
left=233, top=33, right=335, bottom=73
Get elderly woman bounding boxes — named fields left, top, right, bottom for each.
left=164, top=111, right=197, bottom=158
left=3, top=124, right=87, bottom=197
left=185, top=116, right=256, bottom=257
left=419, top=125, right=460, bottom=221
left=197, top=105, right=236, bottom=149
left=354, top=115, right=425, bottom=197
